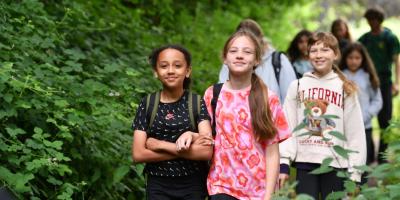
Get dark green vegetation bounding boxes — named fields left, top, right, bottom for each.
left=1, top=0, right=399, bottom=199
left=0, top=0, right=311, bottom=199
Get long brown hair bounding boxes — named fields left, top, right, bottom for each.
left=222, top=29, right=277, bottom=140
left=287, top=29, right=312, bottom=63
left=308, top=32, right=358, bottom=95
left=339, top=42, right=380, bottom=89
left=331, top=18, right=352, bottom=41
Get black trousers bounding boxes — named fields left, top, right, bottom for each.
left=377, top=83, right=392, bottom=163
left=209, top=193, right=238, bottom=200
left=365, top=128, right=374, bottom=164
left=296, top=168, right=345, bottom=200
left=146, top=175, right=207, bottom=200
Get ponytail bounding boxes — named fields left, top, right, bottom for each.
left=249, top=73, right=277, bottom=141
left=333, top=65, right=358, bottom=95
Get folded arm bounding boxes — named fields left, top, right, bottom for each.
left=146, top=120, right=213, bottom=160
left=132, top=130, right=177, bottom=163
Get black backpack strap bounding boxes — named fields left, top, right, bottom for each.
left=146, top=91, right=160, bottom=130
left=188, top=91, right=201, bottom=132
left=211, top=83, right=223, bottom=137
left=272, top=51, right=282, bottom=85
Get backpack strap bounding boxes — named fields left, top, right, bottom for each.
left=188, top=91, right=201, bottom=132
left=146, top=91, right=160, bottom=130
left=272, top=51, right=282, bottom=85
left=211, top=83, right=223, bottom=137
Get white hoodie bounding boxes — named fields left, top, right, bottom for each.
left=280, top=70, right=366, bottom=182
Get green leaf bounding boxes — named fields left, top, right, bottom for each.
left=297, top=131, right=313, bottom=137
left=0, top=166, right=34, bottom=193
left=13, top=173, right=34, bottom=193
left=321, top=114, right=340, bottom=119
left=3, top=93, right=13, bottom=103
left=328, top=131, right=346, bottom=141
left=55, top=100, right=69, bottom=107
left=388, top=185, right=400, bottom=199
left=303, top=108, right=311, bottom=117
left=126, top=68, right=140, bottom=77
left=34, top=127, right=43, bottom=134
left=104, top=62, right=122, bottom=73
left=368, top=163, right=391, bottom=178
left=135, top=164, right=145, bottom=175
left=112, top=165, right=130, bottom=184
left=296, top=194, right=314, bottom=200
left=43, top=140, right=63, bottom=150
left=336, top=170, right=349, bottom=178
left=310, top=165, right=333, bottom=175
left=326, top=191, right=346, bottom=200
left=1, top=62, right=14, bottom=70
left=64, top=48, right=86, bottom=61
left=333, top=145, right=357, bottom=159
left=310, top=157, right=334, bottom=174
left=354, top=165, right=372, bottom=173
left=65, top=60, right=83, bottom=72
left=15, top=100, right=32, bottom=109
left=322, top=157, right=334, bottom=165
left=293, top=122, right=306, bottom=132
left=344, top=180, right=357, bottom=192
left=6, top=127, right=26, bottom=137
left=47, top=176, right=63, bottom=186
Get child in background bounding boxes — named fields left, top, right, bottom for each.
left=204, top=29, right=290, bottom=200
left=339, top=42, right=382, bottom=166
left=359, top=7, right=400, bottom=163
left=132, top=45, right=213, bottom=200
left=279, top=32, right=366, bottom=199
left=331, top=18, right=352, bottom=54
left=287, top=29, right=313, bottom=77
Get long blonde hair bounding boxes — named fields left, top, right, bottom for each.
left=308, top=32, right=358, bottom=95
left=222, top=29, right=277, bottom=140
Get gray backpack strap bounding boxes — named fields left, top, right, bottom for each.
left=272, top=51, right=282, bottom=85
left=146, top=91, right=160, bottom=130
left=188, top=91, right=201, bottom=132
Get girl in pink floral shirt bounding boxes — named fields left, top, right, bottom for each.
left=204, top=29, right=291, bottom=200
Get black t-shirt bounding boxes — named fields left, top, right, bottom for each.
left=132, top=91, right=210, bottom=177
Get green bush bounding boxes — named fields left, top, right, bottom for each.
left=0, top=0, right=313, bottom=199
left=0, top=0, right=156, bottom=199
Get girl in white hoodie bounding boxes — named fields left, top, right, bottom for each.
left=279, top=32, right=366, bottom=199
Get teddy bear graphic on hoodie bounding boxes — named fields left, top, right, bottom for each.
left=302, top=99, right=336, bottom=137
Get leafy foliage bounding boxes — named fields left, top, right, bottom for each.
left=0, top=0, right=155, bottom=199
left=0, top=0, right=312, bottom=199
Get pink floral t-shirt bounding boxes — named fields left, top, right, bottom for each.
left=204, top=84, right=290, bottom=200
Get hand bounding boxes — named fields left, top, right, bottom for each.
left=193, top=135, right=214, bottom=146
left=176, top=131, right=194, bottom=151
left=146, top=137, right=160, bottom=151
left=392, top=84, right=399, bottom=96
left=278, top=173, right=289, bottom=189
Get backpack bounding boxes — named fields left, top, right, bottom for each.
left=145, top=91, right=201, bottom=132
left=271, top=51, right=301, bottom=81
left=210, top=83, right=223, bottom=136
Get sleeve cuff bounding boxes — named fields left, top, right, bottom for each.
left=280, top=163, right=290, bottom=175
